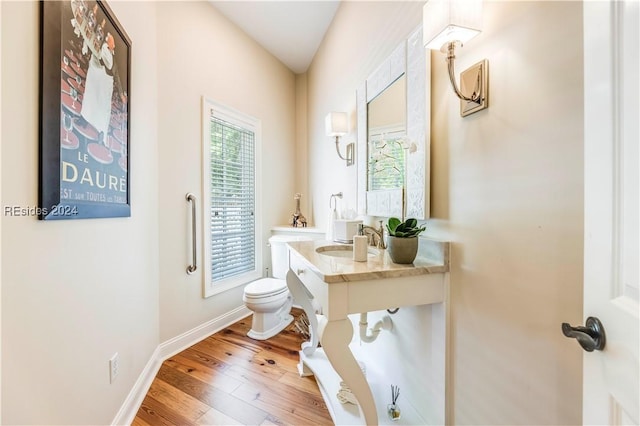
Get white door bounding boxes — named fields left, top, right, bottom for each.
left=578, top=1, right=639, bottom=424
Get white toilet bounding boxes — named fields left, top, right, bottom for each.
left=243, top=235, right=308, bottom=340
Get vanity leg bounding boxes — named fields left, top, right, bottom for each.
left=322, top=319, right=378, bottom=426
left=286, top=270, right=320, bottom=357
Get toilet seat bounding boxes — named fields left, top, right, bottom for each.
left=244, top=278, right=287, bottom=298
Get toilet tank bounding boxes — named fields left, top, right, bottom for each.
left=269, top=235, right=311, bottom=279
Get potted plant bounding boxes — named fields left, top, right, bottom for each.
left=385, top=217, right=426, bottom=264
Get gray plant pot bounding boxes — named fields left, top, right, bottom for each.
left=386, top=236, right=419, bottom=264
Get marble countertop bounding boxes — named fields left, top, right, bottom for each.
left=287, top=238, right=449, bottom=284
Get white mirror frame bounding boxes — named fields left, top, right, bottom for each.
left=357, top=26, right=431, bottom=219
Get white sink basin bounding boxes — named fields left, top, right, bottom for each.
left=316, top=244, right=379, bottom=258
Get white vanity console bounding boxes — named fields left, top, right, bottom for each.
left=285, top=239, right=450, bottom=425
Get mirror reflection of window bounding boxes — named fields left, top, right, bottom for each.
left=367, top=75, right=406, bottom=191
left=369, top=137, right=405, bottom=190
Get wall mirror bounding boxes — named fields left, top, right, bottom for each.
left=357, top=26, right=430, bottom=219
left=367, top=75, right=406, bottom=191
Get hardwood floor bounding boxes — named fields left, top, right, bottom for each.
left=133, top=309, right=333, bottom=426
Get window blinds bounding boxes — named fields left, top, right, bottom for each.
left=368, top=137, right=406, bottom=191
left=209, top=115, right=256, bottom=282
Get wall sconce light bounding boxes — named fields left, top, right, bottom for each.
left=325, top=111, right=354, bottom=166
left=423, top=0, right=488, bottom=117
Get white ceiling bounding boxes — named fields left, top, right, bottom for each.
left=209, top=1, right=341, bottom=74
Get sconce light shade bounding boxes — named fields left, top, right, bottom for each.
left=423, top=0, right=482, bottom=50
left=325, top=111, right=354, bottom=166
left=423, top=0, right=488, bottom=117
left=325, top=112, right=348, bottom=136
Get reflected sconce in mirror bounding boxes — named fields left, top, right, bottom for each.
left=423, top=0, right=488, bottom=117
left=326, top=112, right=354, bottom=166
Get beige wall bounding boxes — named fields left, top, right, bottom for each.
left=156, top=2, right=297, bottom=342
left=1, top=1, right=160, bottom=424
left=307, top=1, right=583, bottom=424
left=295, top=73, right=310, bottom=219
left=430, top=3, right=583, bottom=423
left=0, top=1, right=3, bottom=421
left=307, top=2, right=424, bottom=219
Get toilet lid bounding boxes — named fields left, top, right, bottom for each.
left=244, top=278, right=288, bottom=297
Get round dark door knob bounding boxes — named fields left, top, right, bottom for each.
left=561, top=316, right=606, bottom=352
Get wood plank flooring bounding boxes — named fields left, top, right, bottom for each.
left=133, top=309, right=333, bottom=426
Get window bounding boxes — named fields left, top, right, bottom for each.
left=202, top=98, right=262, bottom=297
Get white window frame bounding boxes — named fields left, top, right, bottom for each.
left=201, top=97, right=262, bottom=298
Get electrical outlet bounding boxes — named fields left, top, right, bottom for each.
left=109, top=353, right=119, bottom=383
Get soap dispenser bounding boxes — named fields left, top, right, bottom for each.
left=353, top=224, right=368, bottom=262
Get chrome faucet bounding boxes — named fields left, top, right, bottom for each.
left=361, top=220, right=386, bottom=249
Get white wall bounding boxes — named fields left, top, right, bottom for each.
left=307, top=1, right=583, bottom=424
left=1, top=1, right=160, bottom=424
left=155, top=2, right=298, bottom=342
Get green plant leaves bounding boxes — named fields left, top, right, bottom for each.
left=404, top=218, right=417, bottom=228
left=385, top=217, right=426, bottom=238
left=387, top=217, right=401, bottom=234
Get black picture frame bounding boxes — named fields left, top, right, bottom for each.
left=39, top=0, right=131, bottom=220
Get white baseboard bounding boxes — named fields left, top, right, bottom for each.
left=111, top=346, right=162, bottom=426
left=158, top=305, right=252, bottom=360
left=111, top=305, right=252, bottom=425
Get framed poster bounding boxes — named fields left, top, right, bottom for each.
left=39, top=0, right=131, bottom=219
